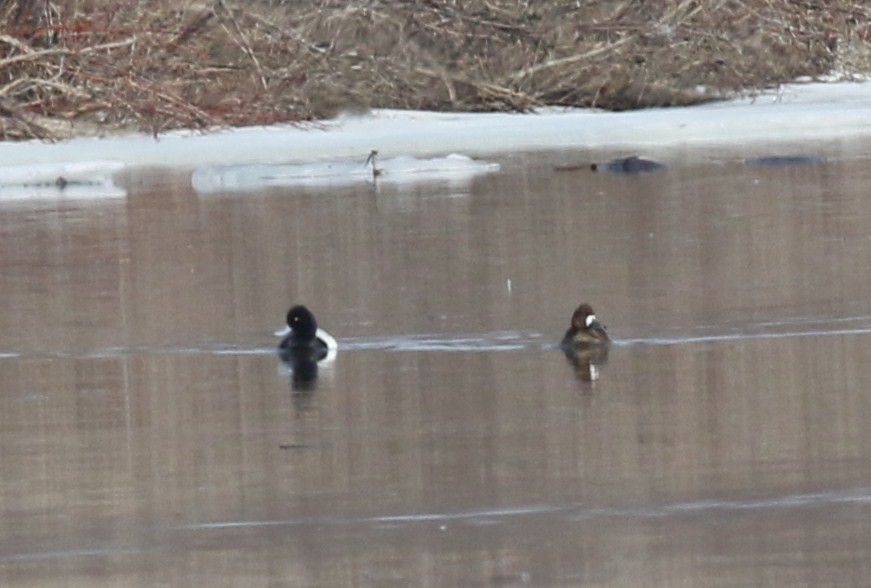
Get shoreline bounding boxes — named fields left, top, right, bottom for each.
left=1, top=80, right=870, bottom=172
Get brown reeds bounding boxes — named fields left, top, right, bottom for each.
left=1, top=0, right=869, bottom=141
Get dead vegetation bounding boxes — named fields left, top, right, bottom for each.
left=1, top=0, right=869, bottom=141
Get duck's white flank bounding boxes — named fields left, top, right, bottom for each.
left=316, top=328, right=339, bottom=350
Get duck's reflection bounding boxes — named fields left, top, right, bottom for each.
left=280, top=351, right=322, bottom=392
left=278, top=343, right=338, bottom=393
left=562, top=344, right=609, bottom=382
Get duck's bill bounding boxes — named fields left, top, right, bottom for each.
left=274, top=325, right=292, bottom=337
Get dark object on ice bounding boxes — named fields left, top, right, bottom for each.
left=744, top=155, right=827, bottom=166
left=590, top=155, right=666, bottom=174
left=365, top=149, right=382, bottom=179
left=553, top=163, right=589, bottom=172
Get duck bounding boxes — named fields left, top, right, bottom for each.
left=560, top=303, right=610, bottom=347
left=275, top=305, right=338, bottom=362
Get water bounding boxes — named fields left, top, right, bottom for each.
left=2, top=144, right=871, bottom=586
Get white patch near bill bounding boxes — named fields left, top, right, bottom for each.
left=585, top=314, right=597, bottom=328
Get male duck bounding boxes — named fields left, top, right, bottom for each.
left=275, top=305, right=338, bottom=362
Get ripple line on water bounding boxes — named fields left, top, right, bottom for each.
left=172, top=486, right=871, bottom=532
left=2, top=320, right=870, bottom=362
left=5, top=488, right=870, bottom=563
left=618, top=324, right=871, bottom=347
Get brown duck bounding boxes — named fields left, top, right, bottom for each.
left=560, top=303, right=610, bottom=347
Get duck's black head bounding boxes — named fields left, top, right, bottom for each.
left=285, top=305, right=319, bottom=344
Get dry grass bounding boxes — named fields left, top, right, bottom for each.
left=1, top=0, right=869, bottom=141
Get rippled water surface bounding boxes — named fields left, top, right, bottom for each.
left=3, top=143, right=871, bottom=586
